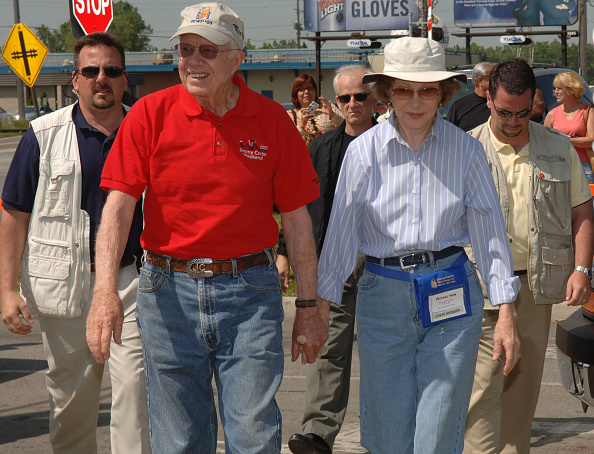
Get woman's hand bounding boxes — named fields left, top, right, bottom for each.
left=299, top=108, right=315, bottom=129
left=319, top=96, right=334, bottom=119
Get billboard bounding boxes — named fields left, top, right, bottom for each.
left=304, top=0, right=422, bottom=32
left=454, top=0, right=577, bottom=28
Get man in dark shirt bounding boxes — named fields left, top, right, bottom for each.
left=278, top=64, right=377, bottom=454
left=447, top=62, right=494, bottom=132
left=0, top=32, right=149, bottom=453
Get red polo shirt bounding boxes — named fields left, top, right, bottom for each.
left=101, top=75, right=320, bottom=260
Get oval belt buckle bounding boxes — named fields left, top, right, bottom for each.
left=187, top=258, right=214, bottom=278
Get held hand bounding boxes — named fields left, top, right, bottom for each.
left=86, top=290, right=124, bottom=364
left=276, top=254, right=291, bottom=293
left=565, top=270, right=592, bottom=306
left=493, top=302, right=521, bottom=376
left=1, top=292, right=34, bottom=335
left=291, top=305, right=329, bottom=364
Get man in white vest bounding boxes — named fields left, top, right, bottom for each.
left=0, top=32, right=150, bottom=453
left=464, top=58, right=594, bottom=454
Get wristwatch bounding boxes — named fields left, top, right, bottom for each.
left=574, top=266, right=593, bottom=280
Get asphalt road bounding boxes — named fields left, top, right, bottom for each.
left=1, top=299, right=593, bottom=453
left=0, top=136, right=593, bottom=452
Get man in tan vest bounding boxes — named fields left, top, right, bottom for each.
left=464, top=58, right=594, bottom=453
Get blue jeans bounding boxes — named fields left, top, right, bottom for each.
left=356, top=253, right=484, bottom=454
left=136, top=252, right=283, bottom=454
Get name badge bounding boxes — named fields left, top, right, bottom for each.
left=429, top=287, right=466, bottom=323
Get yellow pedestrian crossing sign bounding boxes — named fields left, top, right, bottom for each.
left=1, top=23, right=49, bottom=88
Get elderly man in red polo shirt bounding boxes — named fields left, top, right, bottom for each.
left=85, top=3, right=328, bottom=453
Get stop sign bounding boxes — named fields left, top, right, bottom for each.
left=72, top=0, right=113, bottom=35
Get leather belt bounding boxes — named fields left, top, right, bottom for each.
left=90, top=256, right=136, bottom=273
left=366, top=246, right=464, bottom=270
left=145, top=250, right=270, bottom=278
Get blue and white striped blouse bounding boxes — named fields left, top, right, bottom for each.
left=317, top=113, right=520, bottom=306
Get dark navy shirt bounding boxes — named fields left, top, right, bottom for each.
left=1, top=104, right=143, bottom=262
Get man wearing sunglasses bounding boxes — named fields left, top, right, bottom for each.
left=464, top=58, right=594, bottom=454
left=0, top=32, right=149, bottom=453
left=278, top=65, right=377, bottom=454
left=86, top=3, right=325, bottom=453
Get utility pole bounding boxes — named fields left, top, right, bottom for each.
left=578, top=0, right=587, bottom=82
left=13, top=0, right=25, bottom=122
left=295, top=0, right=302, bottom=47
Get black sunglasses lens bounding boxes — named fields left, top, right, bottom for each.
left=354, top=93, right=368, bottom=101
left=337, top=95, right=349, bottom=103
left=516, top=109, right=532, bottom=118
left=81, top=66, right=100, bottom=77
left=104, top=67, right=124, bottom=78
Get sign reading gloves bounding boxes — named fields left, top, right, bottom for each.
left=304, top=0, right=421, bottom=32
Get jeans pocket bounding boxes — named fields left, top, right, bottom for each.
left=238, top=264, right=281, bottom=292
left=357, top=269, right=379, bottom=290
left=138, top=266, right=165, bottom=293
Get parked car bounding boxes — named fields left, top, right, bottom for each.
left=440, top=64, right=594, bottom=123
left=0, top=106, right=17, bottom=122
left=16, top=105, right=54, bottom=121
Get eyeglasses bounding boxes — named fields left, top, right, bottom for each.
left=76, top=66, right=125, bottom=78
left=297, top=86, right=315, bottom=93
left=492, top=101, right=533, bottom=119
left=174, top=43, right=236, bottom=60
left=337, top=92, right=371, bottom=103
left=76, top=66, right=125, bottom=79
left=392, top=86, right=441, bottom=100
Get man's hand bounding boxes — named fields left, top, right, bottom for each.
left=291, top=298, right=330, bottom=364
left=565, top=270, right=592, bottom=306
left=86, top=290, right=124, bottom=364
left=1, top=292, right=34, bottom=335
left=493, top=302, right=521, bottom=376
left=276, top=254, right=291, bottom=292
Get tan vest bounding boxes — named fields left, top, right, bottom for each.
left=20, top=104, right=91, bottom=318
left=469, top=121, right=574, bottom=305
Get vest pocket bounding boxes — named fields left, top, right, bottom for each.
left=533, top=172, right=572, bottom=235
left=21, top=236, right=74, bottom=317
left=538, top=244, right=574, bottom=301
left=38, top=159, right=74, bottom=219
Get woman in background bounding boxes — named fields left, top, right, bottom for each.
left=544, top=71, right=594, bottom=183
left=287, top=74, right=343, bottom=146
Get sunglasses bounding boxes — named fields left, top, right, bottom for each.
left=392, top=87, right=440, bottom=101
left=76, top=66, right=125, bottom=78
left=492, top=101, right=533, bottom=119
left=337, top=92, right=371, bottom=103
left=174, top=43, right=236, bottom=60
left=298, top=86, right=316, bottom=93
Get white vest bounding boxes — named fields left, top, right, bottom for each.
left=20, top=104, right=91, bottom=318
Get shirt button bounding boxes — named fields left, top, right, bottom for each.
left=217, top=141, right=222, bottom=146
left=219, top=122, right=222, bottom=126
left=412, top=189, right=417, bottom=194
left=412, top=219, right=416, bottom=223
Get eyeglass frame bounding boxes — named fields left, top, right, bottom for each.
left=492, top=100, right=533, bottom=119
left=336, top=92, right=371, bottom=104
left=391, top=86, right=441, bottom=101
left=174, top=43, right=238, bottom=60
left=75, top=66, right=126, bottom=79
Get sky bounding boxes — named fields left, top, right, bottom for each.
left=0, top=0, right=593, bottom=53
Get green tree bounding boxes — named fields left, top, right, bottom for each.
left=109, top=1, right=154, bottom=51
left=259, top=39, right=307, bottom=49
left=36, top=1, right=154, bottom=53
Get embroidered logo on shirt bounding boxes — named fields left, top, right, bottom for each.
left=239, top=139, right=268, bottom=161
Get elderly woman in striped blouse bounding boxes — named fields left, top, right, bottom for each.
left=315, top=38, right=521, bottom=454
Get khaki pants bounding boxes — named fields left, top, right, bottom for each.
left=38, top=264, right=151, bottom=454
left=464, top=274, right=552, bottom=454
